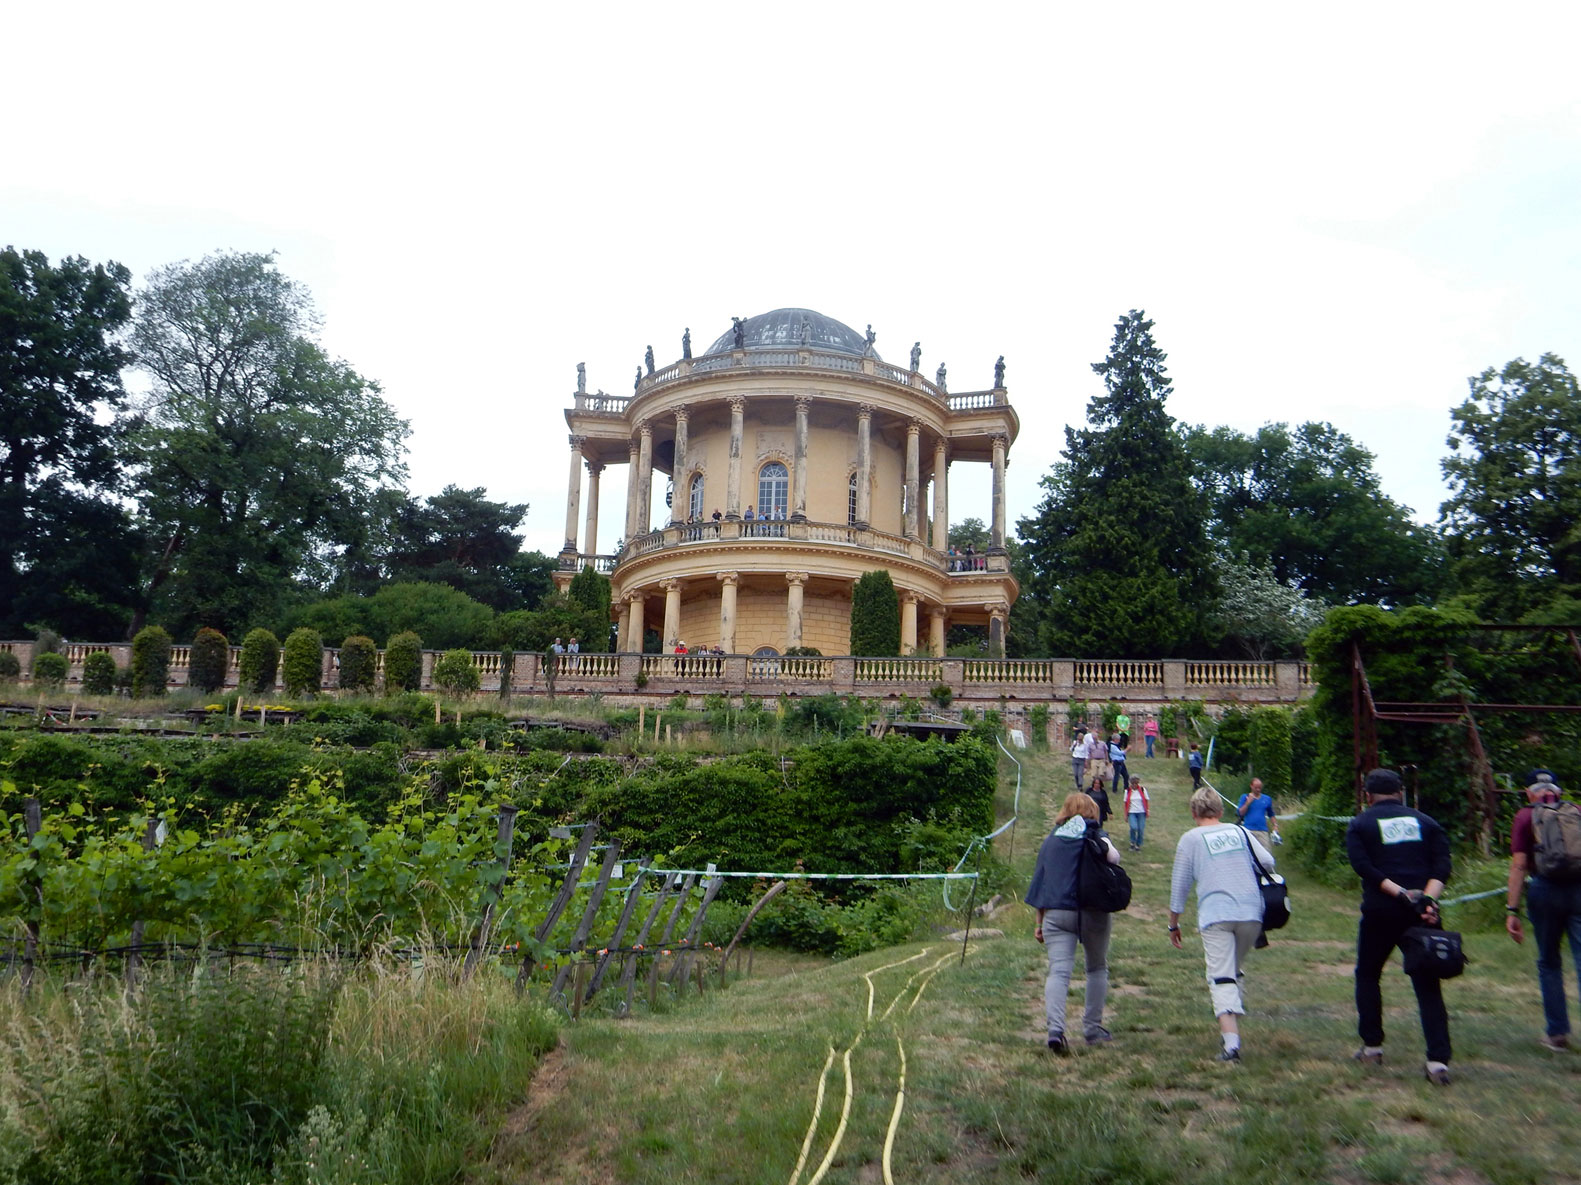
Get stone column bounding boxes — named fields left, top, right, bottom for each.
left=563, top=435, right=585, bottom=552
left=617, top=593, right=633, bottom=651
left=628, top=592, right=646, bottom=652
left=931, top=441, right=949, bottom=551
left=929, top=607, right=948, bottom=657
left=636, top=421, right=654, bottom=536
left=990, top=434, right=1008, bottom=550
left=854, top=404, right=873, bottom=527
left=791, top=396, right=810, bottom=521
left=624, top=438, right=641, bottom=541
left=671, top=408, right=689, bottom=523
left=583, top=460, right=602, bottom=557
left=659, top=579, right=682, bottom=650
left=785, top=572, right=807, bottom=650
left=900, top=591, right=920, bottom=655
left=904, top=420, right=921, bottom=540
left=717, top=572, right=739, bottom=653
left=726, top=396, right=745, bottom=519
left=987, top=600, right=1009, bottom=658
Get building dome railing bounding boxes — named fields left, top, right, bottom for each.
left=573, top=348, right=1008, bottom=417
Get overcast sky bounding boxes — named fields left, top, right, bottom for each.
left=7, top=2, right=1578, bottom=559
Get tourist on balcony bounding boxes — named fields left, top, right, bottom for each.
left=964, top=543, right=977, bottom=570
left=744, top=505, right=755, bottom=520
left=711, top=508, right=722, bottom=524
left=1143, top=715, right=1160, bottom=759
left=947, top=545, right=961, bottom=572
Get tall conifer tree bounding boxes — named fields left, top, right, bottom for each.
left=1019, top=311, right=1214, bottom=656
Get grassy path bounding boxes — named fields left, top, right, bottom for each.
left=482, top=748, right=1581, bottom=1185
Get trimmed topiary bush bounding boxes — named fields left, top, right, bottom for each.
left=82, top=651, right=117, bottom=695
left=238, top=629, right=280, bottom=694
left=850, top=570, right=900, bottom=656
left=432, top=648, right=480, bottom=693
left=281, top=628, right=324, bottom=697
left=31, top=651, right=68, bottom=687
left=384, top=631, right=422, bottom=693
left=189, top=627, right=230, bottom=694
left=1251, top=706, right=1294, bottom=796
left=0, top=651, right=20, bottom=682
left=338, top=635, right=377, bottom=693
left=131, top=626, right=172, bottom=697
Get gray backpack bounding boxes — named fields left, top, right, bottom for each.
left=1532, top=801, right=1581, bottom=882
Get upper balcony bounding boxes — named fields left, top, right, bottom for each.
left=572, top=347, right=1011, bottom=421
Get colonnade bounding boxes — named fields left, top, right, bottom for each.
left=560, top=404, right=1010, bottom=558
left=611, top=571, right=1011, bottom=658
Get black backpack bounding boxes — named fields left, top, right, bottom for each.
left=1077, top=833, right=1132, bottom=912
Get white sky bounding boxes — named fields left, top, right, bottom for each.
left=7, top=2, right=1579, bottom=559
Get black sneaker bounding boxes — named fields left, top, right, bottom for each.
left=1085, top=1028, right=1113, bottom=1046
left=1047, top=1035, right=1069, bottom=1055
left=1218, top=1047, right=1241, bottom=1063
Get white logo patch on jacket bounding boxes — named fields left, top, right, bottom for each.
left=1378, top=816, right=1422, bottom=845
left=1204, top=828, right=1247, bottom=858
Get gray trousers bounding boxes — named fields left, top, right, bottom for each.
left=1201, top=920, right=1262, bottom=1016
left=1042, top=909, right=1112, bottom=1040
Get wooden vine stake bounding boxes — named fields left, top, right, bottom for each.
left=619, top=871, right=678, bottom=1017
left=463, top=804, right=518, bottom=981
left=517, top=821, right=599, bottom=991
left=125, top=817, right=161, bottom=987
left=586, top=858, right=652, bottom=1001
left=551, top=838, right=623, bottom=1001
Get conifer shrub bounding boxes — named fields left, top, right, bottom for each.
left=130, top=626, right=172, bottom=697
left=238, top=628, right=280, bottom=693
left=1251, top=706, right=1293, bottom=795
left=0, top=651, right=20, bottom=681
left=338, top=634, right=377, bottom=693
left=432, top=648, right=480, bottom=693
left=281, top=628, right=324, bottom=697
left=384, top=630, right=423, bottom=692
left=31, top=650, right=68, bottom=686
left=82, top=650, right=117, bottom=695
left=850, top=570, right=900, bottom=656
left=189, top=627, right=230, bottom=694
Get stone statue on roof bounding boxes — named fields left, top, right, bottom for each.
left=910, top=342, right=921, bottom=372
left=732, top=317, right=746, bottom=349
left=682, top=327, right=692, bottom=359
left=936, top=362, right=948, bottom=392
left=576, top=362, right=586, bottom=393
left=994, top=355, right=1005, bottom=387
left=645, top=345, right=655, bottom=375
left=634, top=366, right=642, bottom=391
left=800, top=314, right=811, bottom=345
left=864, top=324, right=877, bottom=356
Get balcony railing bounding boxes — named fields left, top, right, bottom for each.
left=0, top=638, right=1314, bottom=705
left=569, top=349, right=1009, bottom=413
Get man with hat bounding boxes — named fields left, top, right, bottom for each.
left=1345, top=767, right=1454, bottom=1084
left=1505, top=771, right=1581, bottom=1050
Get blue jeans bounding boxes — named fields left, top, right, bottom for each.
left=1072, top=757, right=1086, bottom=788
left=1527, top=877, right=1581, bottom=1037
left=1145, top=735, right=1155, bottom=758
left=1128, top=812, right=1146, bottom=848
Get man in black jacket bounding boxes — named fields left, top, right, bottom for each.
left=1345, top=768, right=1454, bottom=1084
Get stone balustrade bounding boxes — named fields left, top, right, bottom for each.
left=0, top=639, right=1313, bottom=709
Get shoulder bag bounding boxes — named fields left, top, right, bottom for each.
left=1239, top=826, right=1290, bottom=930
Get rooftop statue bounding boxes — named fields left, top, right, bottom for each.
left=910, top=341, right=921, bottom=372
left=864, top=324, right=877, bottom=356
left=634, top=366, right=642, bottom=391
left=682, top=327, right=692, bottom=359
left=800, top=315, right=811, bottom=345
left=645, top=345, right=655, bottom=375
left=576, top=362, right=586, bottom=393
left=936, top=362, right=948, bottom=392
left=994, top=355, right=1005, bottom=387
left=732, top=317, right=746, bottom=349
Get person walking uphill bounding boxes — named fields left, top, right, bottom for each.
left=1025, top=793, right=1122, bottom=1053
left=1346, top=768, right=1454, bottom=1085
left=1505, top=773, right=1581, bottom=1050
left=1169, top=788, right=1274, bottom=1063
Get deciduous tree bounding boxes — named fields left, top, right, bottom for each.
left=129, top=252, right=409, bottom=637
left=1187, top=421, right=1442, bottom=605
left=1440, top=354, right=1581, bottom=620
left=0, top=247, right=140, bottom=637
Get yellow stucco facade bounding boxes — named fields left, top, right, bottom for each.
left=557, top=309, right=1020, bottom=656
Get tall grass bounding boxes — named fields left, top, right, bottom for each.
left=0, top=956, right=558, bottom=1185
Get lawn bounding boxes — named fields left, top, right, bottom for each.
left=482, top=743, right=1581, bottom=1185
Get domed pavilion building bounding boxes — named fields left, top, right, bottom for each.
left=556, top=309, right=1019, bottom=657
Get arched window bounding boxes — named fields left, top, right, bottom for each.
left=848, top=472, right=858, bottom=524
left=758, top=462, right=789, bottom=519
left=689, top=473, right=704, bottom=521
